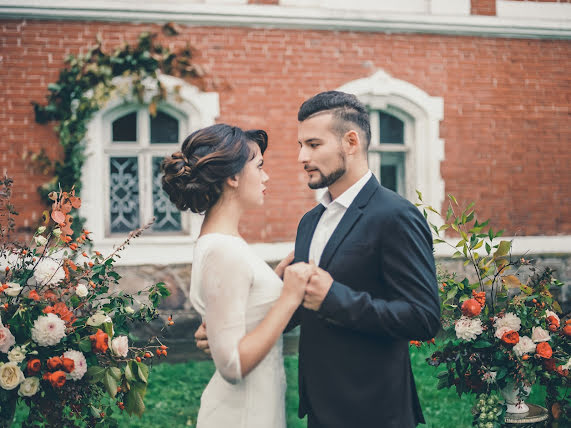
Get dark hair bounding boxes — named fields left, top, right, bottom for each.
left=298, top=90, right=371, bottom=149
left=161, top=124, right=268, bottom=213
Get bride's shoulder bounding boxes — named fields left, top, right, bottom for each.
left=195, top=233, right=249, bottom=259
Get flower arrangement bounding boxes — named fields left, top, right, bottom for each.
left=415, top=193, right=570, bottom=427
left=0, top=176, right=171, bottom=427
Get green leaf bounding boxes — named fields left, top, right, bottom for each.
left=433, top=238, right=446, bottom=244
left=79, top=337, right=92, bottom=353
left=493, top=240, right=511, bottom=259
left=102, top=321, right=114, bottom=339
left=448, top=194, right=458, bottom=205
left=416, top=190, right=423, bottom=201
left=473, top=240, right=484, bottom=250
left=125, top=362, right=136, bottom=382
left=87, top=366, right=106, bottom=383
left=104, top=369, right=118, bottom=398
left=125, top=383, right=146, bottom=417
left=136, top=361, right=149, bottom=384
left=109, top=366, right=122, bottom=380
left=472, top=340, right=492, bottom=349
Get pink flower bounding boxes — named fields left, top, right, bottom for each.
left=0, top=322, right=16, bottom=353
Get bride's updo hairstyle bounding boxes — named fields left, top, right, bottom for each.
left=161, top=124, right=268, bottom=213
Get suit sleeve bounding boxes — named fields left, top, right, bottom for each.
left=318, top=204, right=441, bottom=341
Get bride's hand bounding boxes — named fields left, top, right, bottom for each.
left=281, top=262, right=316, bottom=306
left=274, top=250, right=294, bottom=279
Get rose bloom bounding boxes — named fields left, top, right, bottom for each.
left=47, top=356, right=62, bottom=370
left=0, top=323, right=16, bottom=354
left=111, top=335, right=129, bottom=358
left=90, top=329, right=109, bottom=353
left=48, top=370, right=67, bottom=388
left=501, top=330, right=520, bottom=346
left=33, top=258, right=65, bottom=286
left=31, top=313, right=66, bottom=346
left=536, top=342, right=553, bottom=359
left=545, top=310, right=560, bottom=325
left=34, top=235, right=48, bottom=247
left=513, top=335, right=536, bottom=357
left=0, top=362, right=25, bottom=390
left=27, top=359, right=41, bottom=376
left=75, top=283, right=88, bottom=298
left=8, top=345, right=26, bottom=363
left=62, top=350, right=87, bottom=380
left=18, top=376, right=40, bottom=397
left=5, top=282, right=22, bottom=297
left=28, top=290, right=40, bottom=301
left=532, top=326, right=551, bottom=343
left=494, top=326, right=512, bottom=340
left=61, top=357, right=75, bottom=374
left=493, top=313, right=521, bottom=332
left=455, top=316, right=483, bottom=341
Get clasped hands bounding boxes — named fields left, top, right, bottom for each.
left=275, top=251, right=333, bottom=312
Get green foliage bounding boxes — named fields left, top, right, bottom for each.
left=32, top=27, right=203, bottom=235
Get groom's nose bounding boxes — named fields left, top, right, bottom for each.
left=298, top=145, right=310, bottom=164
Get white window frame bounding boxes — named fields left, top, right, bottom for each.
left=81, top=74, right=219, bottom=265
left=337, top=69, right=445, bottom=221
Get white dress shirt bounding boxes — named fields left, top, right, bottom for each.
left=308, top=170, right=373, bottom=266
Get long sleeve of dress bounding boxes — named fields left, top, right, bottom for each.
left=200, top=244, right=254, bottom=384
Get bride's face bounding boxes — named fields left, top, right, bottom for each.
left=236, top=142, right=269, bottom=208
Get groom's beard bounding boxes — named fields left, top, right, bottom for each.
left=306, top=154, right=347, bottom=189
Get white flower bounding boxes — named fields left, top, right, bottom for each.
left=63, top=350, right=87, bottom=380
left=31, top=313, right=66, bottom=346
left=52, top=228, right=62, bottom=238
left=482, top=371, right=497, bottom=384
left=0, top=362, right=25, bottom=390
left=124, top=306, right=135, bottom=314
left=111, top=336, right=129, bottom=358
left=75, top=284, right=88, bottom=298
left=455, top=316, right=483, bottom=341
left=513, top=335, right=536, bottom=357
left=0, top=251, right=17, bottom=272
left=4, top=282, right=22, bottom=297
left=531, top=326, right=551, bottom=343
left=34, top=236, right=48, bottom=247
left=7, top=345, right=26, bottom=363
left=493, top=313, right=521, bottom=332
left=545, top=310, right=560, bottom=324
left=562, top=358, right=571, bottom=371
left=37, top=226, right=46, bottom=234
left=87, top=310, right=112, bottom=327
left=33, top=258, right=65, bottom=286
left=18, top=377, right=40, bottom=397
left=0, top=323, right=16, bottom=353
left=495, top=326, right=513, bottom=340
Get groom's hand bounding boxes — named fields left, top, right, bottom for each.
left=302, top=263, right=333, bottom=311
left=194, top=322, right=210, bottom=355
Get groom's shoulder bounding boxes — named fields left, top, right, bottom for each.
left=369, top=186, right=422, bottom=219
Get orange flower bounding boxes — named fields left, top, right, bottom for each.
left=90, top=329, right=109, bottom=353
left=563, top=325, right=571, bottom=337
left=501, top=330, right=520, bottom=346
left=49, top=370, right=67, bottom=388
left=547, top=315, right=560, bottom=328
left=522, top=354, right=530, bottom=361
left=46, top=356, right=62, bottom=371
left=409, top=340, right=421, bottom=348
left=42, top=372, right=51, bottom=381
left=54, top=302, right=75, bottom=323
left=461, top=299, right=482, bottom=317
left=28, top=290, right=40, bottom=301
left=536, top=342, right=553, bottom=359
left=27, top=359, right=41, bottom=375
left=61, top=357, right=75, bottom=373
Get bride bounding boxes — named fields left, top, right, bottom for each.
left=161, top=124, right=313, bottom=427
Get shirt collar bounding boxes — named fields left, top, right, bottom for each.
left=319, top=170, right=373, bottom=209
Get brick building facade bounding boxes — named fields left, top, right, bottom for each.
left=1, top=1, right=570, bottom=313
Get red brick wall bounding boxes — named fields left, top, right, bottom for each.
left=471, top=0, right=497, bottom=15
left=1, top=20, right=570, bottom=242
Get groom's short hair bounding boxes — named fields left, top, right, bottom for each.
left=298, top=91, right=371, bottom=149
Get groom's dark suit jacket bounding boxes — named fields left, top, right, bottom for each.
left=291, top=176, right=441, bottom=428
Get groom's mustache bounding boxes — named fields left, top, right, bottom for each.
left=304, top=165, right=319, bottom=172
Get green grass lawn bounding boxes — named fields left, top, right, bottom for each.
left=12, top=347, right=549, bottom=427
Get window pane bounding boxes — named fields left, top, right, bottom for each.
left=112, top=112, right=137, bottom=142
left=379, top=111, right=404, bottom=144
left=150, top=112, right=179, bottom=144
left=109, top=157, right=140, bottom=233
left=152, top=156, right=182, bottom=232
left=380, top=152, right=405, bottom=195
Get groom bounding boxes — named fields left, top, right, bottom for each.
left=197, top=91, right=441, bottom=428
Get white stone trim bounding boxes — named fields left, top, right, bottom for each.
left=337, top=70, right=445, bottom=221
left=105, top=235, right=571, bottom=266
left=81, top=74, right=218, bottom=258
left=497, top=0, right=571, bottom=22
left=1, top=0, right=570, bottom=39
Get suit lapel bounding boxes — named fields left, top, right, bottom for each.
left=318, top=176, right=379, bottom=270
left=296, top=204, right=326, bottom=262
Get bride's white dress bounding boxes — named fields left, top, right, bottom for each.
left=189, top=233, right=286, bottom=428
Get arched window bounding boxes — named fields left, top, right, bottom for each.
left=337, top=70, right=445, bottom=214
left=81, top=75, right=219, bottom=265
